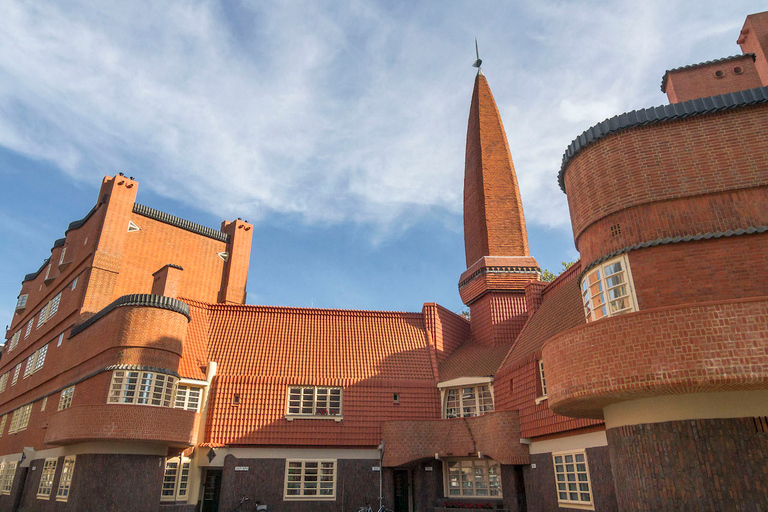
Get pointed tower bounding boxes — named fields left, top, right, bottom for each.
left=459, top=70, right=540, bottom=346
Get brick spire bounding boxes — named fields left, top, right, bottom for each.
left=463, top=70, right=529, bottom=267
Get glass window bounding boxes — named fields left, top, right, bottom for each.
left=37, top=458, right=57, bottom=498
left=108, top=370, right=177, bottom=407
left=444, top=458, right=502, bottom=497
left=444, top=384, right=494, bottom=419
left=581, top=255, right=636, bottom=322
left=161, top=456, right=191, bottom=502
left=0, top=461, right=17, bottom=494
left=286, top=387, right=342, bottom=417
left=55, top=456, right=76, bottom=501
left=553, top=451, right=593, bottom=507
left=284, top=460, right=336, bottom=500
left=58, top=386, right=75, bottom=411
left=174, top=385, right=203, bottom=412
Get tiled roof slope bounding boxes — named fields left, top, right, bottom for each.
left=438, top=340, right=513, bottom=381
left=179, top=301, right=211, bottom=381
left=558, top=85, right=768, bottom=191
left=494, top=262, right=601, bottom=437
left=188, top=303, right=442, bottom=446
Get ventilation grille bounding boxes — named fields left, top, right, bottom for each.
left=754, top=416, right=768, bottom=434
left=610, top=224, right=622, bottom=237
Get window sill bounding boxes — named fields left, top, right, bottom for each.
left=58, top=261, right=72, bottom=272
left=557, top=502, right=594, bottom=510
left=534, top=396, right=548, bottom=405
left=285, top=414, right=342, bottom=422
left=283, top=496, right=336, bottom=501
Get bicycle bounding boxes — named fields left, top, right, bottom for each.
left=358, top=505, right=393, bottom=512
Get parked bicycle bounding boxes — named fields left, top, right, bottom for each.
left=358, top=504, right=393, bottom=512
left=231, top=496, right=269, bottom=512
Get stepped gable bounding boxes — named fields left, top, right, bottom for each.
left=463, top=70, right=529, bottom=267
left=197, top=303, right=442, bottom=446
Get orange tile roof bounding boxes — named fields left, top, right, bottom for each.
left=493, top=261, right=602, bottom=438
left=438, top=340, right=513, bottom=381
left=498, top=261, right=585, bottom=372
left=181, top=301, right=444, bottom=446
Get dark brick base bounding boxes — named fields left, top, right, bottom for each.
left=607, top=418, right=768, bottom=511
left=523, top=446, right=617, bottom=512
left=219, top=455, right=382, bottom=512
left=16, top=453, right=164, bottom=512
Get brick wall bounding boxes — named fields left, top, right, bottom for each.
left=218, top=455, right=382, bottom=512
left=524, top=446, right=617, bottom=512
left=543, top=297, right=768, bottom=418
left=562, top=104, right=768, bottom=259
left=630, top=234, right=768, bottom=311
left=739, top=11, right=768, bottom=86
left=607, top=418, right=768, bottom=510
left=664, top=55, right=761, bottom=103
left=463, top=73, right=529, bottom=267
left=423, top=303, right=471, bottom=365
left=469, top=292, right=528, bottom=346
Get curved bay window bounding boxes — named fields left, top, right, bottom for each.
left=444, top=458, right=502, bottom=497
left=581, top=255, right=637, bottom=322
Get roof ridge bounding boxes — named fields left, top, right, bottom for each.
left=558, top=85, right=768, bottom=192
left=179, top=298, right=424, bottom=317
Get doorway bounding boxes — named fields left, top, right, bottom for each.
left=201, top=469, right=222, bottom=512
left=393, top=469, right=411, bottom=512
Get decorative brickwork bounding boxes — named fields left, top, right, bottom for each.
left=607, top=418, right=768, bottom=510
left=463, top=72, right=529, bottom=266
left=563, top=105, right=768, bottom=257
left=382, top=411, right=528, bottom=467
left=543, top=297, right=768, bottom=418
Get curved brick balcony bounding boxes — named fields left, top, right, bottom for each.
left=542, top=297, right=768, bottom=419
left=45, top=404, right=200, bottom=446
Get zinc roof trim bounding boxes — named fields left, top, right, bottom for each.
left=558, top=85, right=768, bottom=192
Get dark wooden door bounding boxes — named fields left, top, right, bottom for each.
left=201, top=469, right=222, bottom=512
left=393, top=469, right=410, bottom=512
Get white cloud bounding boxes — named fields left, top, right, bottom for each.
left=0, top=0, right=763, bottom=238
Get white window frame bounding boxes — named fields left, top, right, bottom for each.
left=11, top=364, right=21, bottom=386
left=285, top=386, right=343, bottom=421
left=15, top=295, right=28, bottom=310
left=174, top=385, right=203, bottom=412
left=0, top=415, right=6, bottom=436
left=0, top=461, right=17, bottom=494
left=24, top=319, right=33, bottom=338
left=0, top=373, right=8, bottom=393
left=107, top=370, right=177, bottom=407
left=41, top=397, right=47, bottom=411
left=8, top=332, right=20, bottom=352
left=37, top=458, right=57, bottom=498
left=24, top=355, right=35, bottom=378
left=442, top=384, right=494, bottom=419
left=34, top=344, right=48, bottom=372
left=55, top=456, right=76, bottom=501
left=71, top=277, right=78, bottom=291
left=284, top=459, right=337, bottom=500
left=553, top=450, right=594, bottom=510
left=443, top=458, right=502, bottom=498
left=581, top=255, right=637, bottom=322
left=47, top=292, right=61, bottom=320
left=535, top=360, right=548, bottom=404
left=36, top=304, right=48, bottom=328
left=8, top=404, right=32, bottom=434
left=161, top=456, right=191, bottom=502
left=58, top=386, right=75, bottom=411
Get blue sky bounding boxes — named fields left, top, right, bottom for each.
left=0, top=1, right=764, bottom=324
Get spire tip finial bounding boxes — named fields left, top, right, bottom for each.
left=472, top=38, right=482, bottom=69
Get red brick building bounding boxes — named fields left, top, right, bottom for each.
left=0, top=10, right=766, bottom=512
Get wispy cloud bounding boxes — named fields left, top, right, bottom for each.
left=0, top=0, right=762, bottom=239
